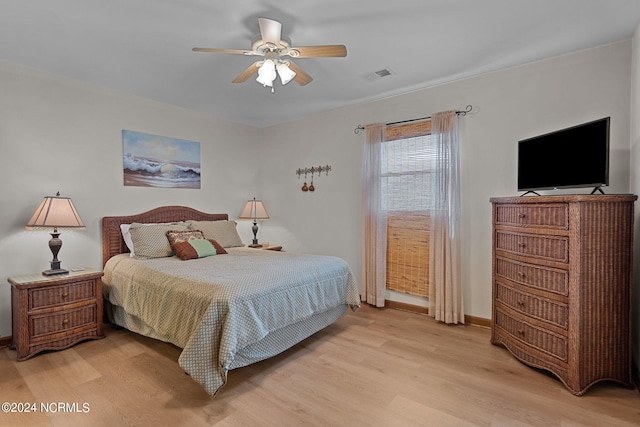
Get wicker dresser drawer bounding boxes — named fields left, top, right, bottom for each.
left=29, top=280, right=96, bottom=310
left=495, top=257, right=568, bottom=295
left=495, top=308, right=567, bottom=362
left=30, top=304, right=97, bottom=337
left=495, top=283, right=568, bottom=329
left=494, top=204, right=568, bottom=229
left=495, top=231, right=569, bottom=263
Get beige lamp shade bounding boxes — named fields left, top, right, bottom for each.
left=26, top=193, right=85, bottom=230
left=239, top=198, right=269, bottom=220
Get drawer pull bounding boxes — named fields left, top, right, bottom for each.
left=518, top=213, right=526, bottom=219
left=62, top=319, right=69, bottom=325
left=517, top=329, right=525, bottom=336
left=517, top=300, right=526, bottom=307
left=518, top=242, right=526, bottom=248
left=61, top=293, right=69, bottom=298
left=517, top=271, right=525, bottom=278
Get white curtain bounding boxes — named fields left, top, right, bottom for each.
left=361, top=123, right=387, bottom=307
left=429, top=111, right=464, bottom=324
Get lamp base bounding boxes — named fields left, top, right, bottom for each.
left=44, top=233, right=68, bottom=276
left=42, top=268, right=69, bottom=276
left=248, top=243, right=263, bottom=248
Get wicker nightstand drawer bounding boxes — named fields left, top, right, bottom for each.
left=29, top=280, right=96, bottom=310
left=30, top=304, right=97, bottom=337
left=495, top=283, right=568, bottom=329
left=495, top=230, right=569, bottom=263
left=494, top=204, right=568, bottom=229
left=9, top=269, right=105, bottom=361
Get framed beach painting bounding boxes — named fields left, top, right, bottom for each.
left=122, top=130, right=201, bottom=189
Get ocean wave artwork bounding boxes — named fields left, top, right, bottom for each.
left=122, top=130, right=201, bottom=189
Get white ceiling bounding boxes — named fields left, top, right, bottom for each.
left=2, top=1, right=640, bottom=128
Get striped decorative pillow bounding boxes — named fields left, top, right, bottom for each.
left=172, top=239, right=227, bottom=260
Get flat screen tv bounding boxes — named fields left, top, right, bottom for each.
left=517, top=117, right=610, bottom=194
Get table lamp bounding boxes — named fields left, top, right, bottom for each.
left=239, top=197, right=269, bottom=247
left=26, top=192, right=86, bottom=276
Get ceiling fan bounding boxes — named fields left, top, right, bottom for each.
left=193, top=17, right=347, bottom=91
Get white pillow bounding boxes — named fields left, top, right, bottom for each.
left=120, top=224, right=135, bottom=256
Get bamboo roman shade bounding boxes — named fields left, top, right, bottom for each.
left=382, top=121, right=432, bottom=297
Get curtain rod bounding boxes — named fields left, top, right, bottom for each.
left=353, top=105, right=473, bottom=135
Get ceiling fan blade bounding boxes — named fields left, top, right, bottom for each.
left=258, top=17, right=282, bottom=46
left=287, top=61, right=313, bottom=86
left=291, top=45, right=347, bottom=58
left=193, top=47, right=255, bottom=55
left=232, top=61, right=261, bottom=83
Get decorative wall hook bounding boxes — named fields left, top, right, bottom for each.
left=296, top=165, right=331, bottom=177
left=296, top=165, right=331, bottom=192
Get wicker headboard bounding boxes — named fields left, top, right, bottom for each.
left=101, top=205, right=228, bottom=267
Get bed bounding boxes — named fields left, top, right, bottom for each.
left=101, top=206, right=360, bottom=396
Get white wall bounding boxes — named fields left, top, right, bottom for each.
left=0, top=62, right=259, bottom=336
left=0, top=40, right=634, bottom=339
left=631, top=24, right=640, bottom=368
left=257, top=41, right=633, bottom=321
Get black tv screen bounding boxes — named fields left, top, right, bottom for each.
left=517, top=117, right=610, bottom=192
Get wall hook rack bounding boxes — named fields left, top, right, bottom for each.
left=296, top=165, right=331, bottom=192
left=296, top=165, right=331, bottom=177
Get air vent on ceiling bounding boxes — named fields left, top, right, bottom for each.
left=374, top=68, right=393, bottom=78
left=362, top=68, right=395, bottom=82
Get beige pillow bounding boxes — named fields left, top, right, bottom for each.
left=129, top=222, right=188, bottom=259
left=186, top=220, right=244, bottom=248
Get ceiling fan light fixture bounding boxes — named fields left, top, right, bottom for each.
left=194, top=18, right=345, bottom=90
left=256, top=59, right=276, bottom=87
left=276, top=62, right=296, bottom=85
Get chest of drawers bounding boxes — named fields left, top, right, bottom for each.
left=9, top=269, right=105, bottom=361
left=490, top=195, right=636, bottom=395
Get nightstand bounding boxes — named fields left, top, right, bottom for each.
left=248, top=242, right=282, bottom=251
left=9, top=268, right=105, bottom=361
left=261, top=245, right=282, bottom=251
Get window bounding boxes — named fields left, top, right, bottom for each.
left=382, top=120, right=432, bottom=297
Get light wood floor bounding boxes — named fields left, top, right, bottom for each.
left=1, top=305, right=639, bottom=427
